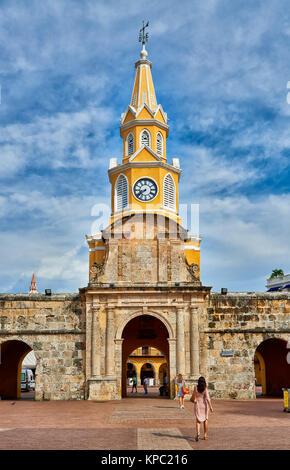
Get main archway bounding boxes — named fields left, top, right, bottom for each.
left=121, top=314, right=170, bottom=398
left=0, top=340, right=34, bottom=400
left=254, top=338, right=290, bottom=397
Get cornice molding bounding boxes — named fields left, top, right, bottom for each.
left=135, top=59, right=152, bottom=68
left=108, top=160, right=182, bottom=177
left=120, top=118, right=169, bottom=135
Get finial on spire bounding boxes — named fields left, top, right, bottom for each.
left=29, top=273, right=38, bottom=294
left=139, top=20, right=149, bottom=60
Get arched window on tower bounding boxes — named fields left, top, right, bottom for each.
left=127, top=133, right=134, bottom=155
left=140, top=129, right=150, bottom=148
left=163, top=174, right=176, bottom=211
left=115, top=174, right=128, bottom=212
left=156, top=132, right=163, bottom=156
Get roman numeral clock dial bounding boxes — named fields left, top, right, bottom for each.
left=133, top=178, right=158, bottom=202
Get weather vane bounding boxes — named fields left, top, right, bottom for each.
left=139, top=21, right=149, bottom=46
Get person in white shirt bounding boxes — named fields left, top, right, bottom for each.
left=143, top=376, right=149, bottom=394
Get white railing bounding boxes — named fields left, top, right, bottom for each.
left=266, top=273, right=290, bottom=288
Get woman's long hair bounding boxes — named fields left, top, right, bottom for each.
left=197, top=376, right=207, bottom=393
left=177, top=374, right=183, bottom=383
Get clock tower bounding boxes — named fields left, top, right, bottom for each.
left=81, top=26, right=210, bottom=402
left=87, top=31, right=201, bottom=280
left=109, top=39, right=181, bottom=225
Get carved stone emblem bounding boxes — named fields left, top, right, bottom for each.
left=186, top=261, right=200, bottom=280
left=89, top=261, right=105, bottom=282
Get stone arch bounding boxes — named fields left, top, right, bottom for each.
left=127, top=359, right=139, bottom=369
left=126, top=361, right=137, bottom=383
left=254, top=337, right=290, bottom=396
left=254, top=350, right=266, bottom=396
left=158, top=362, right=168, bottom=385
left=0, top=338, right=37, bottom=400
left=115, top=309, right=174, bottom=341
left=119, top=313, right=172, bottom=398
left=140, top=361, right=156, bottom=385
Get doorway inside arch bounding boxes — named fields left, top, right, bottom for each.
left=0, top=340, right=36, bottom=400
left=254, top=338, right=290, bottom=397
left=122, top=315, right=170, bottom=398
left=140, top=362, right=155, bottom=384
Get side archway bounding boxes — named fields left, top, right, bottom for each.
left=254, top=350, right=266, bottom=396
left=254, top=337, right=290, bottom=396
left=0, top=339, right=35, bottom=399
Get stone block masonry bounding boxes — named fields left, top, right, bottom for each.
left=0, top=294, right=86, bottom=400
left=204, top=292, right=290, bottom=399
left=0, top=291, right=289, bottom=401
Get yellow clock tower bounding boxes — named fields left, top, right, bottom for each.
left=86, top=28, right=201, bottom=283
left=81, top=26, right=210, bottom=402
left=109, top=42, right=181, bottom=225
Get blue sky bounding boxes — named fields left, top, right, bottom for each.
left=0, top=0, right=289, bottom=293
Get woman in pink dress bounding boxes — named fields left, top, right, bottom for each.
left=191, top=376, right=213, bottom=441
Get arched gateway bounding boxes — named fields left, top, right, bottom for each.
left=0, top=340, right=34, bottom=399
left=121, top=314, right=170, bottom=397
left=254, top=338, right=290, bottom=396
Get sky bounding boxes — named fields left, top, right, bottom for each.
left=0, top=0, right=289, bottom=293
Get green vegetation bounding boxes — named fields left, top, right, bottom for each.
left=270, top=269, right=284, bottom=279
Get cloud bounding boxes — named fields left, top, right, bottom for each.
left=0, top=106, right=116, bottom=179
left=180, top=146, right=261, bottom=197
left=0, top=0, right=289, bottom=293
left=198, top=193, right=290, bottom=290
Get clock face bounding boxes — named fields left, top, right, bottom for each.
left=133, top=177, right=158, bottom=202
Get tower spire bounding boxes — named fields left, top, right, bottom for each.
left=29, top=273, right=38, bottom=294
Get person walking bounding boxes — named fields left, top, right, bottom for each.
left=175, top=374, right=186, bottom=409
left=191, top=376, right=213, bottom=441
left=131, top=375, right=137, bottom=393
left=143, top=376, right=148, bottom=394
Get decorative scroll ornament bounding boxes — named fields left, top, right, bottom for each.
left=89, top=261, right=105, bottom=282
left=186, top=261, right=200, bottom=280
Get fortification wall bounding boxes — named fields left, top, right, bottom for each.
left=203, top=293, right=290, bottom=399
left=0, top=294, right=86, bottom=400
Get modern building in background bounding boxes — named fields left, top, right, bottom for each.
left=266, top=273, right=290, bottom=292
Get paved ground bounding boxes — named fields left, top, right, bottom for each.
left=0, top=394, right=289, bottom=450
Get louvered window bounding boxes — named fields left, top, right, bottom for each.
left=163, top=174, right=175, bottom=211
left=115, top=175, right=128, bottom=212
left=132, top=93, right=137, bottom=106
left=151, top=93, right=155, bottom=107
left=127, top=133, right=134, bottom=155
left=142, top=91, right=147, bottom=104
left=141, top=130, right=150, bottom=147
left=156, top=133, right=163, bottom=156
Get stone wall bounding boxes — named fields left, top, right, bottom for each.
left=0, top=294, right=86, bottom=400
left=1, top=290, right=289, bottom=401
left=203, top=293, right=290, bottom=399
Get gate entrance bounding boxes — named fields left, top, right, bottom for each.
left=254, top=338, right=290, bottom=397
left=121, top=314, right=170, bottom=398
left=0, top=340, right=36, bottom=400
